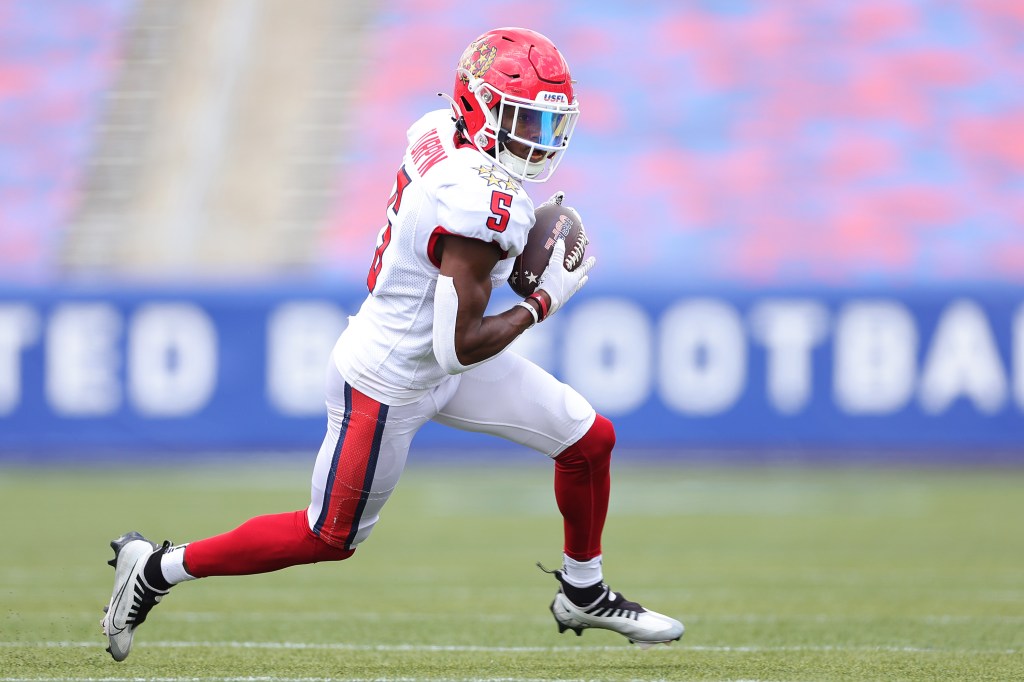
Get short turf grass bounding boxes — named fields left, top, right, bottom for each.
left=1, top=456, right=1021, bottom=681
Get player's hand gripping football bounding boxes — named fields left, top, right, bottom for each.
left=536, top=237, right=596, bottom=318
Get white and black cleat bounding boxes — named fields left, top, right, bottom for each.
left=101, top=532, right=170, bottom=661
left=540, top=563, right=683, bottom=648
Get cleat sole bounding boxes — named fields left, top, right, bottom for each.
left=629, top=635, right=682, bottom=649
left=550, top=599, right=585, bottom=636
left=556, top=620, right=580, bottom=635
left=108, top=532, right=147, bottom=568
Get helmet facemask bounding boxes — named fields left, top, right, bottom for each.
left=459, top=73, right=579, bottom=182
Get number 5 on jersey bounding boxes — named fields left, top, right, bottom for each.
left=367, top=167, right=514, bottom=292
left=367, top=167, right=412, bottom=293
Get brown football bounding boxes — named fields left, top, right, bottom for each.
left=508, top=203, right=588, bottom=297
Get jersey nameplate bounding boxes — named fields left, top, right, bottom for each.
left=410, top=129, right=448, bottom=176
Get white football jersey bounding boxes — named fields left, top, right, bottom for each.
left=332, top=109, right=536, bottom=405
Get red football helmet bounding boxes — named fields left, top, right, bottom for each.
left=449, top=27, right=580, bottom=182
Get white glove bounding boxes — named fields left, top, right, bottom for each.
left=535, top=238, right=596, bottom=319
left=538, top=190, right=565, bottom=208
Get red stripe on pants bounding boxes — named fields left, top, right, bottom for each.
left=316, top=388, right=385, bottom=549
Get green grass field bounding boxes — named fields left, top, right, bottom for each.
left=1, top=457, right=1022, bottom=681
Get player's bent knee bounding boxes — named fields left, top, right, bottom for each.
left=298, top=509, right=356, bottom=563
left=558, top=413, right=615, bottom=467
left=311, top=539, right=355, bottom=563
left=304, top=527, right=356, bottom=563
left=586, top=414, right=616, bottom=459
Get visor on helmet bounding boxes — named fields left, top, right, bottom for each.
left=462, top=79, right=579, bottom=182
left=507, top=107, right=572, bottom=148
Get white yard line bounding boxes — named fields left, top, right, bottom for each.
left=11, top=610, right=1024, bottom=625
left=0, top=640, right=1018, bottom=655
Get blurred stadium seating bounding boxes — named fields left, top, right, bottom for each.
left=2, top=0, right=1022, bottom=284
left=322, top=0, right=1024, bottom=287
left=0, top=0, right=134, bottom=281
left=1, top=0, right=1022, bottom=456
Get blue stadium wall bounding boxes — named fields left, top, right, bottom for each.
left=4, top=1, right=1024, bottom=461
left=2, top=284, right=1022, bottom=460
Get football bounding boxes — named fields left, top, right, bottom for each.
left=508, top=203, right=589, bottom=297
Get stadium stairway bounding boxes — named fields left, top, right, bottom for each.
left=61, top=0, right=377, bottom=279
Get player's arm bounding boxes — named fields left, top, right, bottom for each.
left=432, top=234, right=536, bottom=373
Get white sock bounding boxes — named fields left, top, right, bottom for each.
left=561, top=553, right=603, bottom=588
left=160, top=544, right=197, bottom=585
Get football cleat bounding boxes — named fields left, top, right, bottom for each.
left=101, top=532, right=171, bottom=661
left=542, top=565, right=684, bottom=648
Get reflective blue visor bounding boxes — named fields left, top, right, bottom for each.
left=513, top=108, right=571, bottom=147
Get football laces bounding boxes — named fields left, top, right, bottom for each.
left=563, top=229, right=589, bottom=271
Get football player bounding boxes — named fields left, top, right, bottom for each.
left=102, top=26, right=683, bottom=661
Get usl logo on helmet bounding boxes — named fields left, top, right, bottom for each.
left=539, top=91, right=568, bottom=103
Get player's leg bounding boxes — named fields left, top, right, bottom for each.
left=304, top=370, right=437, bottom=552
left=432, top=351, right=603, bottom=562
left=432, top=351, right=682, bottom=646
left=103, top=364, right=436, bottom=661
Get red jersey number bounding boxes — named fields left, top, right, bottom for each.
left=366, top=224, right=392, bottom=293
left=367, top=166, right=411, bottom=293
left=487, top=191, right=513, bottom=232
left=368, top=176, right=512, bottom=291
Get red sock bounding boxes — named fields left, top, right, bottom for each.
left=183, top=509, right=353, bottom=578
left=553, top=414, right=615, bottom=562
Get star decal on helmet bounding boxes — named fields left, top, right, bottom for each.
left=472, top=164, right=521, bottom=194
left=459, top=40, right=497, bottom=83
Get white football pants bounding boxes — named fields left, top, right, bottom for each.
left=305, top=351, right=596, bottom=550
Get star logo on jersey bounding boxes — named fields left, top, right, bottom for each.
left=472, top=164, right=521, bottom=194
left=500, top=175, right=521, bottom=193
